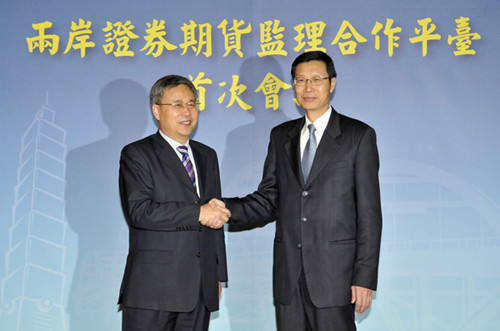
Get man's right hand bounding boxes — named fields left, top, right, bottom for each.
left=199, top=198, right=230, bottom=229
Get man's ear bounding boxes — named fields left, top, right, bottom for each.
left=152, top=105, right=160, bottom=121
left=329, top=77, right=337, bottom=93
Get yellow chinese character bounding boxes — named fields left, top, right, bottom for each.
left=26, top=21, right=60, bottom=55
left=255, top=73, right=292, bottom=110
left=409, top=18, right=441, bottom=57
left=63, top=19, right=95, bottom=58
left=217, top=19, right=252, bottom=57
left=141, top=19, right=177, bottom=57
left=218, top=75, right=252, bottom=110
left=258, top=20, right=287, bottom=57
left=371, top=19, right=401, bottom=57
left=447, top=17, right=481, bottom=56
left=331, top=20, right=367, bottom=55
left=189, top=72, right=213, bottom=111
left=103, top=21, right=139, bottom=57
left=294, top=21, right=327, bottom=52
left=180, top=21, right=213, bottom=57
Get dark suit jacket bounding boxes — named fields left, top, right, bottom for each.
left=118, top=131, right=228, bottom=312
left=225, top=108, right=382, bottom=308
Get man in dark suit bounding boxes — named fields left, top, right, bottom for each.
left=118, top=75, right=230, bottom=331
left=218, top=51, right=382, bottom=330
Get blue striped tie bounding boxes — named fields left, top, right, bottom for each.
left=177, top=145, right=196, bottom=189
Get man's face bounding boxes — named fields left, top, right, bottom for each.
left=152, top=84, right=199, bottom=144
left=294, top=60, right=336, bottom=121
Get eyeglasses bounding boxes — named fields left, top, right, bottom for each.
left=293, top=76, right=329, bottom=86
left=156, top=101, right=200, bottom=111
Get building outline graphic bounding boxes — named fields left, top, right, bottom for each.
left=1, top=97, right=68, bottom=331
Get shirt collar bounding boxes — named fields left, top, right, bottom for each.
left=302, top=106, right=332, bottom=136
left=158, top=130, right=191, bottom=152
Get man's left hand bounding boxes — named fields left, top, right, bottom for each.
left=351, top=286, right=373, bottom=314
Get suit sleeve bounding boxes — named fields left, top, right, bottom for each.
left=352, top=127, right=382, bottom=290
left=224, top=130, right=278, bottom=224
left=119, top=144, right=200, bottom=231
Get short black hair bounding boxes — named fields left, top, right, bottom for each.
left=149, top=75, right=197, bottom=107
left=291, top=51, right=337, bottom=79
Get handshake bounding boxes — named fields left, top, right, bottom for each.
left=199, top=198, right=230, bottom=229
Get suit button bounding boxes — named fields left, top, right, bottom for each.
left=194, top=200, right=199, bottom=204
left=301, top=217, right=307, bottom=222
left=302, top=191, right=308, bottom=197
left=297, top=243, right=302, bottom=249
left=196, top=253, right=201, bottom=257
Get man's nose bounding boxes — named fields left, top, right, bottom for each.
left=304, top=79, right=314, bottom=90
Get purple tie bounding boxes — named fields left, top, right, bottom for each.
left=177, top=145, right=196, bottom=189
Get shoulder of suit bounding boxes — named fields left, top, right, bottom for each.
left=271, top=117, right=302, bottom=133
left=337, top=113, right=375, bottom=133
left=190, top=139, right=217, bottom=154
left=120, top=134, right=157, bottom=156
left=122, top=133, right=155, bottom=149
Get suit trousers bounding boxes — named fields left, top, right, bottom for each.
left=275, top=269, right=356, bottom=331
left=122, top=291, right=210, bottom=331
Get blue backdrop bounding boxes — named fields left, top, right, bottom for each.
left=1, top=1, right=499, bottom=330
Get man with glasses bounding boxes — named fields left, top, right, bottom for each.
left=219, top=51, right=383, bottom=330
left=118, top=75, right=230, bottom=331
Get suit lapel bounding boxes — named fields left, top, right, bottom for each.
left=306, top=109, right=341, bottom=185
left=152, top=132, right=198, bottom=195
left=191, top=142, right=207, bottom=199
left=284, top=117, right=305, bottom=186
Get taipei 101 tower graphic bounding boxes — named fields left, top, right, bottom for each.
left=1, top=98, right=68, bottom=330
